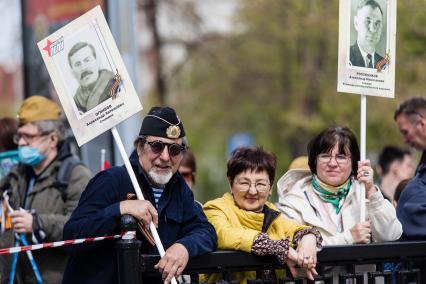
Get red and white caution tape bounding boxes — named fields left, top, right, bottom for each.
left=0, top=231, right=136, bottom=255
left=0, top=194, right=137, bottom=256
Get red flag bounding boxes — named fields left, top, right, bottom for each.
left=102, top=160, right=112, bottom=170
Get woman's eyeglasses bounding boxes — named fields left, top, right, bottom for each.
left=317, top=154, right=351, bottom=165
left=235, top=179, right=270, bottom=193
left=144, top=140, right=186, bottom=157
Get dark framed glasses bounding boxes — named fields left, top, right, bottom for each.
left=13, top=132, right=51, bottom=144
left=144, top=140, right=186, bottom=157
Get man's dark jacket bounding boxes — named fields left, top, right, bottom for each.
left=349, top=42, right=384, bottom=68
left=397, top=151, right=426, bottom=240
left=61, top=152, right=217, bottom=284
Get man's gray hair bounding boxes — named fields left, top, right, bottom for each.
left=33, top=120, right=66, bottom=143
left=68, top=42, right=97, bottom=67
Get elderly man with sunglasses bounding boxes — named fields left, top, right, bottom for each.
left=62, top=106, right=217, bottom=284
left=0, top=96, right=92, bottom=283
left=394, top=97, right=426, bottom=240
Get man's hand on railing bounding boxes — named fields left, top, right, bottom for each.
left=154, top=243, right=189, bottom=284
left=119, top=200, right=158, bottom=228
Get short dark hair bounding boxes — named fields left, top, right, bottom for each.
left=394, top=96, right=426, bottom=121
left=68, top=42, right=97, bottom=67
left=307, top=126, right=360, bottom=176
left=0, top=117, right=18, bottom=152
left=357, top=0, right=383, bottom=16
left=180, top=149, right=197, bottom=184
left=377, top=146, right=411, bottom=175
left=181, top=149, right=196, bottom=173
left=227, top=146, right=277, bottom=185
left=394, top=179, right=410, bottom=203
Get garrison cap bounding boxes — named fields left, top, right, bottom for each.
left=17, top=96, right=61, bottom=125
left=139, top=106, right=185, bottom=139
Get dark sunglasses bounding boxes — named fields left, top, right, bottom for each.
left=144, top=140, right=186, bottom=157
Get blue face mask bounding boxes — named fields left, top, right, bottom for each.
left=18, top=146, right=46, bottom=166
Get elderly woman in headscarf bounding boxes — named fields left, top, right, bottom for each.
left=203, top=147, right=322, bottom=283
left=277, top=126, right=402, bottom=245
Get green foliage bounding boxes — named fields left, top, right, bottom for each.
left=169, top=0, right=426, bottom=203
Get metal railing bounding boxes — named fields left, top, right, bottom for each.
left=116, top=216, right=426, bottom=283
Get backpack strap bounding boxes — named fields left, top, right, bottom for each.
left=55, top=156, right=84, bottom=202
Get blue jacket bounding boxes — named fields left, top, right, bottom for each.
left=62, top=152, right=217, bottom=284
left=397, top=151, right=426, bottom=240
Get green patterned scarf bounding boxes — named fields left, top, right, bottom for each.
left=311, top=175, right=351, bottom=214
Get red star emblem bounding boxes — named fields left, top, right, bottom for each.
left=42, top=39, right=53, bottom=57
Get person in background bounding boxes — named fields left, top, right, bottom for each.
left=277, top=126, right=402, bottom=245
left=203, top=147, right=322, bottom=283
left=0, top=118, right=19, bottom=255
left=0, top=117, right=19, bottom=179
left=394, top=97, right=426, bottom=240
left=393, top=179, right=410, bottom=208
left=0, top=96, right=92, bottom=283
left=288, top=155, right=310, bottom=171
left=376, top=145, right=414, bottom=202
left=179, top=149, right=196, bottom=190
left=395, top=97, right=426, bottom=172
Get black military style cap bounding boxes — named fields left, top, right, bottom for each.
left=139, top=106, right=185, bottom=139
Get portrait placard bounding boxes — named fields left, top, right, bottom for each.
left=37, top=5, right=142, bottom=146
left=337, top=0, right=397, bottom=98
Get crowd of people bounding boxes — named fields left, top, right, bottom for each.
left=0, top=95, right=424, bottom=284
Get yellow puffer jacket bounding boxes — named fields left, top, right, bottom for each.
left=202, top=192, right=310, bottom=284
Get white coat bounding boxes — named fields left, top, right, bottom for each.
left=276, top=170, right=402, bottom=245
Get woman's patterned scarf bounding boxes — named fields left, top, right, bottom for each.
left=311, top=175, right=351, bottom=214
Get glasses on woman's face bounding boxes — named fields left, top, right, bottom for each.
left=144, top=140, right=186, bottom=157
left=317, top=154, right=351, bottom=166
left=235, top=179, right=271, bottom=193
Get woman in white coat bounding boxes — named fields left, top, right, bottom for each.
left=277, top=126, right=402, bottom=245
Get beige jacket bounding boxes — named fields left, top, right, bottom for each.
left=276, top=170, right=402, bottom=245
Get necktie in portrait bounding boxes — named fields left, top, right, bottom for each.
left=367, top=54, right=373, bottom=68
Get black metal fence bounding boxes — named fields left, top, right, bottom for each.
left=116, top=216, right=426, bottom=284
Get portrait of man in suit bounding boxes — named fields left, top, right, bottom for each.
left=349, top=0, right=384, bottom=69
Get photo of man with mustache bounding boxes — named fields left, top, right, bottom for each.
left=68, top=42, right=115, bottom=114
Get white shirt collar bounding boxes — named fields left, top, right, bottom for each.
left=357, top=42, right=375, bottom=68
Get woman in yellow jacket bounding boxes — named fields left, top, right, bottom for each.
left=203, top=147, right=322, bottom=283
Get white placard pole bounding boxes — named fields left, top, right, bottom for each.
left=111, top=127, right=177, bottom=284
left=100, top=149, right=106, bottom=171
left=360, top=95, right=367, bottom=222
